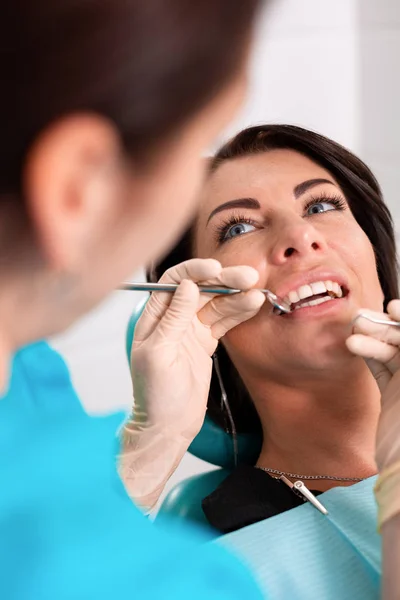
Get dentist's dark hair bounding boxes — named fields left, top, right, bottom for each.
left=151, top=124, right=399, bottom=442
left=0, top=0, right=261, bottom=200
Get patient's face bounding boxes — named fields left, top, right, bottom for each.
left=194, top=149, right=384, bottom=376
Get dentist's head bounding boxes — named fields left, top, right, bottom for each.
left=0, top=0, right=262, bottom=376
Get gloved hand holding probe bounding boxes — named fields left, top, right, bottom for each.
left=120, top=258, right=265, bottom=511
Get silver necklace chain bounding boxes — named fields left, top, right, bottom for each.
left=256, top=465, right=366, bottom=482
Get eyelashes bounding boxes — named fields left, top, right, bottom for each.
left=213, top=192, right=347, bottom=245
left=214, top=214, right=257, bottom=245
left=303, top=193, right=347, bottom=214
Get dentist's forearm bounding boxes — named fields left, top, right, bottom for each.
left=375, top=460, right=400, bottom=600
left=119, top=420, right=191, bottom=513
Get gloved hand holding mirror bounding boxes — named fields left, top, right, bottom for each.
left=347, top=301, right=400, bottom=530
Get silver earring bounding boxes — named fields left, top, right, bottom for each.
left=213, top=352, right=238, bottom=467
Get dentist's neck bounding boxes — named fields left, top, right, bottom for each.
left=0, top=278, right=26, bottom=395
left=245, top=360, right=379, bottom=486
left=0, top=271, right=63, bottom=395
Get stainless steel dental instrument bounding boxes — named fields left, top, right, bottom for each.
left=119, top=282, right=291, bottom=314
left=354, top=312, right=400, bottom=328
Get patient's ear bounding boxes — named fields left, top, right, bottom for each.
left=23, top=113, right=125, bottom=272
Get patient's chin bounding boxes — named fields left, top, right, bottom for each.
left=225, top=319, right=359, bottom=380
left=276, top=332, right=356, bottom=374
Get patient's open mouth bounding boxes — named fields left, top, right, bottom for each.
left=277, top=280, right=348, bottom=315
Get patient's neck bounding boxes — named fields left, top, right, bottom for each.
left=243, top=361, right=379, bottom=488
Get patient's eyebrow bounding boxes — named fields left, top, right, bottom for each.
left=206, top=197, right=260, bottom=225
left=294, top=178, right=335, bottom=198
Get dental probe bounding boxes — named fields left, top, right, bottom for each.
left=118, top=282, right=291, bottom=314
left=353, top=312, right=400, bottom=328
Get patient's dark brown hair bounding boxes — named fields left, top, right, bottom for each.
left=150, top=124, right=399, bottom=436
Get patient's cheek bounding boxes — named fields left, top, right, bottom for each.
left=214, top=248, right=268, bottom=281
left=223, top=314, right=263, bottom=357
left=348, top=232, right=384, bottom=310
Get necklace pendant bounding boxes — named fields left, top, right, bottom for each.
left=280, top=476, right=328, bottom=516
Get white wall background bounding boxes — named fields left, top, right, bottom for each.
left=51, top=0, right=400, bottom=502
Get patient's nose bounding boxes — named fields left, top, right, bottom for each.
left=269, top=218, right=327, bottom=265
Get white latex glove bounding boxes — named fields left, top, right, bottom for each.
left=347, top=303, right=400, bottom=600
left=119, top=258, right=265, bottom=511
left=346, top=300, right=400, bottom=473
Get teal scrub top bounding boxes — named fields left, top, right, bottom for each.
left=0, top=342, right=262, bottom=600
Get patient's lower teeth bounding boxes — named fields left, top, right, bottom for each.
left=294, top=294, right=335, bottom=310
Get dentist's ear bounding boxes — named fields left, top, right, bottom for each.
left=23, top=113, right=124, bottom=272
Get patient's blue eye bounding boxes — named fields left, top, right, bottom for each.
left=224, top=222, right=256, bottom=240
left=304, top=195, right=346, bottom=216
left=216, top=216, right=258, bottom=244
left=306, top=201, right=337, bottom=215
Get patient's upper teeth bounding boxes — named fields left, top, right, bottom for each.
left=298, top=284, right=313, bottom=300
left=325, top=280, right=334, bottom=292
left=288, top=290, right=300, bottom=304
left=310, top=281, right=327, bottom=295
left=285, top=279, right=345, bottom=308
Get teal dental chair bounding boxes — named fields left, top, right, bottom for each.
left=126, top=298, right=261, bottom=532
